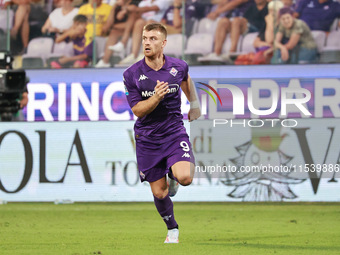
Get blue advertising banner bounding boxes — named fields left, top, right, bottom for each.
left=24, top=64, right=340, bottom=121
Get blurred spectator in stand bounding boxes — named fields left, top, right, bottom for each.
left=191, top=0, right=224, bottom=19
left=1, top=0, right=11, bottom=8
left=9, top=0, right=34, bottom=54
left=252, top=0, right=284, bottom=64
left=160, top=0, right=196, bottom=34
left=281, top=0, right=294, bottom=8
left=254, top=0, right=284, bottom=46
left=41, top=0, right=79, bottom=36
left=95, top=0, right=137, bottom=67
left=50, top=14, right=93, bottom=68
left=295, top=0, right=340, bottom=32
left=3, top=0, right=48, bottom=54
left=78, top=0, right=112, bottom=39
left=272, top=7, right=317, bottom=64
left=206, top=0, right=250, bottom=21
left=199, top=0, right=267, bottom=62
left=110, top=0, right=172, bottom=65
left=227, top=0, right=267, bottom=53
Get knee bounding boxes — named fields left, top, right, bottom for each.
left=135, top=19, right=146, bottom=28
left=178, top=175, right=193, bottom=186
left=231, top=17, right=241, bottom=26
left=218, top=17, right=230, bottom=27
left=153, top=188, right=168, bottom=199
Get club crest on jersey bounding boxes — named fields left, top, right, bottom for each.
left=170, top=67, right=178, bottom=77
left=139, top=74, right=148, bottom=81
left=139, top=171, right=145, bottom=179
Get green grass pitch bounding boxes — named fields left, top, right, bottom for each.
left=0, top=202, right=339, bottom=255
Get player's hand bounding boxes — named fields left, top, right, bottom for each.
left=188, top=107, right=201, bottom=122
left=154, top=80, right=169, bottom=101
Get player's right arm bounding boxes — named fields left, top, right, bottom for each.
left=124, top=72, right=169, bottom=118
left=132, top=80, right=169, bottom=118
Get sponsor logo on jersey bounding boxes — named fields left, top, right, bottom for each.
left=141, top=84, right=179, bottom=97
left=138, top=74, right=148, bottom=81
left=182, top=153, right=191, bottom=158
left=170, top=67, right=178, bottom=77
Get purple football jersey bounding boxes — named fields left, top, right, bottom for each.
left=71, top=35, right=93, bottom=58
left=123, top=55, right=188, bottom=138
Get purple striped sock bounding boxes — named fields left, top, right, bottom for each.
left=154, top=193, right=178, bottom=229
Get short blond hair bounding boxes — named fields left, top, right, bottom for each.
left=143, top=23, right=167, bottom=39
left=268, top=0, right=284, bottom=10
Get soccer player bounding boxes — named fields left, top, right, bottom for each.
left=123, top=23, right=200, bottom=243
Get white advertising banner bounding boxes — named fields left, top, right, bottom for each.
left=0, top=120, right=339, bottom=202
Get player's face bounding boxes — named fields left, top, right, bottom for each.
left=142, top=30, right=166, bottom=58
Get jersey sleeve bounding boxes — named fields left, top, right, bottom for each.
left=123, top=70, right=142, bottom=109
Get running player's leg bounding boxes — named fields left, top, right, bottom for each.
left=171, top=161, right=195, bottom=186
left=150, top=176, right=179, bottom=243
left=150, top=176, right=178, bottom=229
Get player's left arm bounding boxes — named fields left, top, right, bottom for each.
left=181, top=74, right=201, bottom=122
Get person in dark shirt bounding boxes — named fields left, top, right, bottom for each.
left=295, top=0, right=340, bottom=32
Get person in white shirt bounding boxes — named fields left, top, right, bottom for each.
left=41, top=0, right=79, bottom=35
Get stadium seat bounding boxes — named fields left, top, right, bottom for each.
left=324, top=31, right=340, bottom=50
left=320, top=31, right=340, bottom=63
left=0, top=9, right=14, bottom=32
left=311, top=30, right=326, bottom=53
left=222, top=34, right=243, bottom=55
left=190, top=18, right=199, bottom=34
left=95, top=36, right=107, bottom=59
left=185, top=33, right=213, bottom=55
left=330, top=18, right=339, bottom=32
left=22, top=37, right=54, bottom=68
left=45, top=41, right=74, bottom=66
left=95, top=36, right=124, bottom=66
left=163, top=34, right=186, bottom=58
left=184, top=33, right=213, bottom=65
left=197, top=17, right=220, bottom=35
left=239, top=32, right=258, bottom=53
left=52, top=41, right=74, bottom=57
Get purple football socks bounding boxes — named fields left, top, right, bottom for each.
left=154, top=193, right=178, bottom=229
